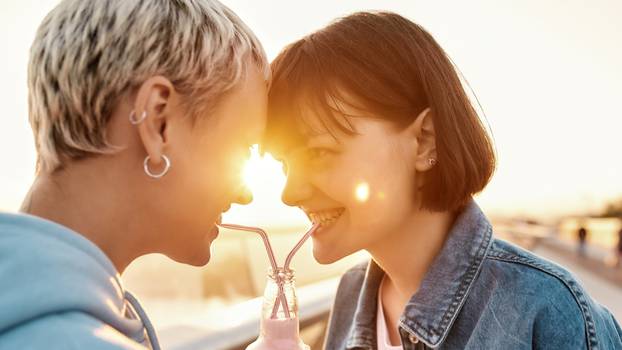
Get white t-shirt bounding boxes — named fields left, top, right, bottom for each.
left=377, top=277, right=403, bottom=350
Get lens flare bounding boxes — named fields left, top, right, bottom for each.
left=242, top=145, right=284, bottom=196
left=355, top=182, right=370, bottom=202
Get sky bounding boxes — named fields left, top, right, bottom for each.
left=1, top=0, right=621, bottom=225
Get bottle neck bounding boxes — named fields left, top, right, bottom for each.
left=259, top=268, right=302, bottom=342
left=262, top=268, right=298, bottom=320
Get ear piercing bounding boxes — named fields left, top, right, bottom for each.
left=130, top=110, right=170, bottom=178
left=129, top=110, right=147, bottom=124
left=144, top=155, right=171, bottom=178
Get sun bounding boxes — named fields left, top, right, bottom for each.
left=224, top=144, right=307, bottom=226
left=242, top=144, right=285, bottom=196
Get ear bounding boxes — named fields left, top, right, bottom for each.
left=403, top=107, right=437, bottom=172
left=132, top=76, right=176, bottom=167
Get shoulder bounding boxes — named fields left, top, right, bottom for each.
left=485, top=238, right=586, bottom=296
left=0, top=312, right=146, bottom=350
left=485, top=238, right=589, bottom=308
left=481, top=238, right=621, bottom=348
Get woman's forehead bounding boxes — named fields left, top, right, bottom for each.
left=265, top=87, right=372, bottom=157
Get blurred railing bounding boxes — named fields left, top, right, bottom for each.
left=494, top=222, right=553, bottom=250
left=158, top=277, right=339, bottom=350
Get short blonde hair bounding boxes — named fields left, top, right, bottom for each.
left=28, top=0, right=269, bottom=172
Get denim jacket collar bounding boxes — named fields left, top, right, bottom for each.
left=346, top=200, right=494, bottom=349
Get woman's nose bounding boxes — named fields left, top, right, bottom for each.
left=281, top=174, right=313, bottom=207
left=233, top=185, right=253, bottom=205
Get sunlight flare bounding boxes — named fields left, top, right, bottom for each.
left=242, top=145, right=285, bottom=196
left=355, top=182, right=370, bottom=202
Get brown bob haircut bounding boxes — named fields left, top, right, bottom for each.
left=264, top=11, right=496, bottom=211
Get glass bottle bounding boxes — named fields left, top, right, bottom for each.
left=246, top=268, right=309, bottom=350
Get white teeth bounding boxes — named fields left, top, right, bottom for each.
left=308, top=208, right=345, bottom=225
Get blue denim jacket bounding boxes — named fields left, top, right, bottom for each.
left=324, top=201, right=622, bottom=349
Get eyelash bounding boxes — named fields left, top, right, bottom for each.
left=306, top=147, right=334, bottom=160
left=277, top=147, right=335, bottom=175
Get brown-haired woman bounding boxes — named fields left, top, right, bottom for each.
left=264, top=11, right=621, bottom=349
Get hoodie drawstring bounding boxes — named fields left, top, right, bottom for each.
left=124, top=291, right=162, bottom=350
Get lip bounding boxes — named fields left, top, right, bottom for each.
left=312, top=220, right=337, bottom=238
left=209, top=224, right=220, bottom=237
left=209, top=214, right=223, bottom=237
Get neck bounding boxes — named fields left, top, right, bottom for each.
left=369, top=208, right=455, bottom=307
left=20, top=162, right=146, bottom=273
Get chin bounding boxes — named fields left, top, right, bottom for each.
left=170, top=250, right=212, bottom=266
left=167, top=239, right=214, bottom=266
left=187, top=251, right=212, bottom=266
left=312, top=245, right=344, bottom=265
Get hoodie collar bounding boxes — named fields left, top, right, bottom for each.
left=346, top=200, right=493, bottom=349
left=0, top=212, right=147, bottom=342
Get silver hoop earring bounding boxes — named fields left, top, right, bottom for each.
left=129, top=110, right=147, bottom=125
left=428, top=158, right=437, bottom=166
left=144, top=155, right=171, bottom=179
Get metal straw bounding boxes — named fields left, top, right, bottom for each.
left=270, top=223, right=321, bottom=318
left=218, top=223, right=289, bottom=318
left=284, top=223, right=320, bottom=271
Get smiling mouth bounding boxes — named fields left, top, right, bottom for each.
left=307, top=208, right=345, bottom=226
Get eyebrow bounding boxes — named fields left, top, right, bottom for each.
left=306, top=133, right=343, bottom=146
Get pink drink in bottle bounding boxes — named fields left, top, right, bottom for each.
left=246, top=268, right=309, bottom=350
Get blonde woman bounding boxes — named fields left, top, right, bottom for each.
left=0, top=1, right=268, bottom=349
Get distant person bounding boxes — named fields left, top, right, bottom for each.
left=578, top=226, right=588, bottom=256
left=264, top=12, right=622, bottom=349
left=0, top=1, right=268, bottom=349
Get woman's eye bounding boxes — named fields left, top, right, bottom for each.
left=306, top=147, right=333, bottom=160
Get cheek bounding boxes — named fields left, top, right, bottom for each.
left=333, top=158, right=417, bottom=233
left=168, top=140, right=233, bottom=219
left=350, top=180, right=413, bottom=230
